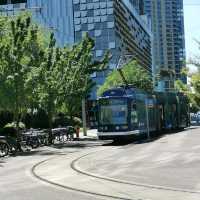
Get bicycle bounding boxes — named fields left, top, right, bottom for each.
left=0, top=136, right=9, bottom=157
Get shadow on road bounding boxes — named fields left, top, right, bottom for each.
left=103, top=140, right=134, bottom=146
left=0, top=160, right=6, bottom=167
left=9, top=150, right=68, bottom=157
left=7, top=139, right=105, bottom=157
left=52, top=140, right=104, bottom=149
left=102, top=127, right=195, bottom=146
left=3, top=127, right=197, bottom=157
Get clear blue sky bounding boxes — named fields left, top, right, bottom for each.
left=184, top=0, right=200, bottom=61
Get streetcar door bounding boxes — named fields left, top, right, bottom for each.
left=158, top=104, right=164, bottom=130
left=130, top=102, right=138, bottom=130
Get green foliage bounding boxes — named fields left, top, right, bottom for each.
left=0, top=13, right=47, bottom=134
left=4, top=122, right=25, bottom=129
left=0, top=14, right=109, bottom=131
left=97, top=60, right=153, bottom=96
left=175, top=67, right=200, bottom=112
left=32, top=109, right=49, bottom=129
left=56, top=33, right=109, bottom=118
left=53, top=113, right=82, bottom=128
left=0, top=111, right=13, bottom=128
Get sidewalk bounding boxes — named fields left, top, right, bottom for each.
left=78, top=129, right=98, bottom=140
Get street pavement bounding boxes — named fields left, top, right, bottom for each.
left=1, top=127, right=200, bottom=200
left=0, top=139, right=108, bottom=200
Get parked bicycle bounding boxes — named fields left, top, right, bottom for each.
left=22, top=129, right=49, bottom=148
left=52, top=126, right=76, bottom=143
left=0, top=135, right=23, bottom=157
left=0, top=136, right=9, bottom=157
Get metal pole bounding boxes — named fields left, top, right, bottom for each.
left=145, top=99, right=150, bottom=140
left=82, top=98, right=87, bottom=136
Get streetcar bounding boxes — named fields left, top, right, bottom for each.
left=97, top=86, right=190, bottom=140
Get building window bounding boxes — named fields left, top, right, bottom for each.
left=108, top=42, right=116, bottom=49
left=75, top=25, right=81, bottom=31
left=96, top=50, right=103, bottom=57
left=74, top=11, right=81, bottom=18
left=73, top=0, right=80, bottom=4
left=94, top=29, right=102, bottom=37
left=107, top=8, right=113, bottom=15
left=109, top=63, right=116, bottom=69
left=88, top=23, right=94, bottom=30
left=107, top=21, right=114, bottom=28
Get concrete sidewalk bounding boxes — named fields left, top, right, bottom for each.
left=78, top=129, right=98, bottom=140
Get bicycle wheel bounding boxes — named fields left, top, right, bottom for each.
left=0, top=142, right=9, bottom=157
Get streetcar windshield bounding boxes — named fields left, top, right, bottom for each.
left=99, top=98, right=128, bottom=125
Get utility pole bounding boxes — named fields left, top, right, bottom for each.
left=145, top=98, right=150, bottom=140
left=82, top=98, right=87, bottom=136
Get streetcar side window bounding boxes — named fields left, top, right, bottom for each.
left=131, top=104, right=138, bottom=124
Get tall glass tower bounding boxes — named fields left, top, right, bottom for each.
left=0, top=0, right=75, bottom=46
left=144, top=0, right=186, bottom=91
left=28, top=0, right=75, bottom=46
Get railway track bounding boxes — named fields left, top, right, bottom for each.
left=31, top=155, right=134, bottom=200
left=31, top=148, right=200, bottom=200
left=71, top=152, right=200, bottom=195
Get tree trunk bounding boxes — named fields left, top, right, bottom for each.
left=48, top=110, right=54, bottom=144
left=14, top=111, right=22, bottom=151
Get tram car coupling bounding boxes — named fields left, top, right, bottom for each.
left=97, top=86, right=190, bottom=141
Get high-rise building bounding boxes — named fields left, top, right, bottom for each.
left=73, top=0, right=152, bottom=99
left=0, top=0, right=27, bottom=5
left=28, top=0, right=75, bottom=46
left=0, top=0, right=75, bottom=46
left=0, top=0, right=152, bottom=100
left=144, top=0, right=186, bottom=91
left=0, top=0, right=27, bottom=15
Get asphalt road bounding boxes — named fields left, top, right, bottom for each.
left=0, top=141, right=108, bottom=200
left=78, top=127, right=200, bottom=191
left=1, top=127, right=200, bottom=200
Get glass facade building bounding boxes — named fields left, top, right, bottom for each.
left=73, top=0, right=152, bottom=99
left=0, top=0, right=75, bottom=46
left=0, top=0, right=152, bottom=100
left=27, top=0, right=75, bottom=46
left=144, top=0, right=186, bottom=91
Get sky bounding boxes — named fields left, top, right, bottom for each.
left=184, top=0, right=200, bottom=63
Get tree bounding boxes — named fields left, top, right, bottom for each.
left=56, top=34, right=109, bottom=136
left=97, top=60, right=153, bottom=96
left=174, top=41, right=200, bottom=111
left=175, top=67, right=200, bottom=112
left=0, top=13, right=45, bottom=136
left=33, top=33, right=109, bottom=140
left=58, top=34, right=109, bottom=118
left=0, top=13, right=109, bottom=140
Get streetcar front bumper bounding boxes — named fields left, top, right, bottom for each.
left=97, top=130, right=140, bottom=140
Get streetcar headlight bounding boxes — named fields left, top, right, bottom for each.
left=121, top=125, right=128, bottom=130
left=104, top=126, right=108, bottom=131
left=116, top=126, right=120, bottom=130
